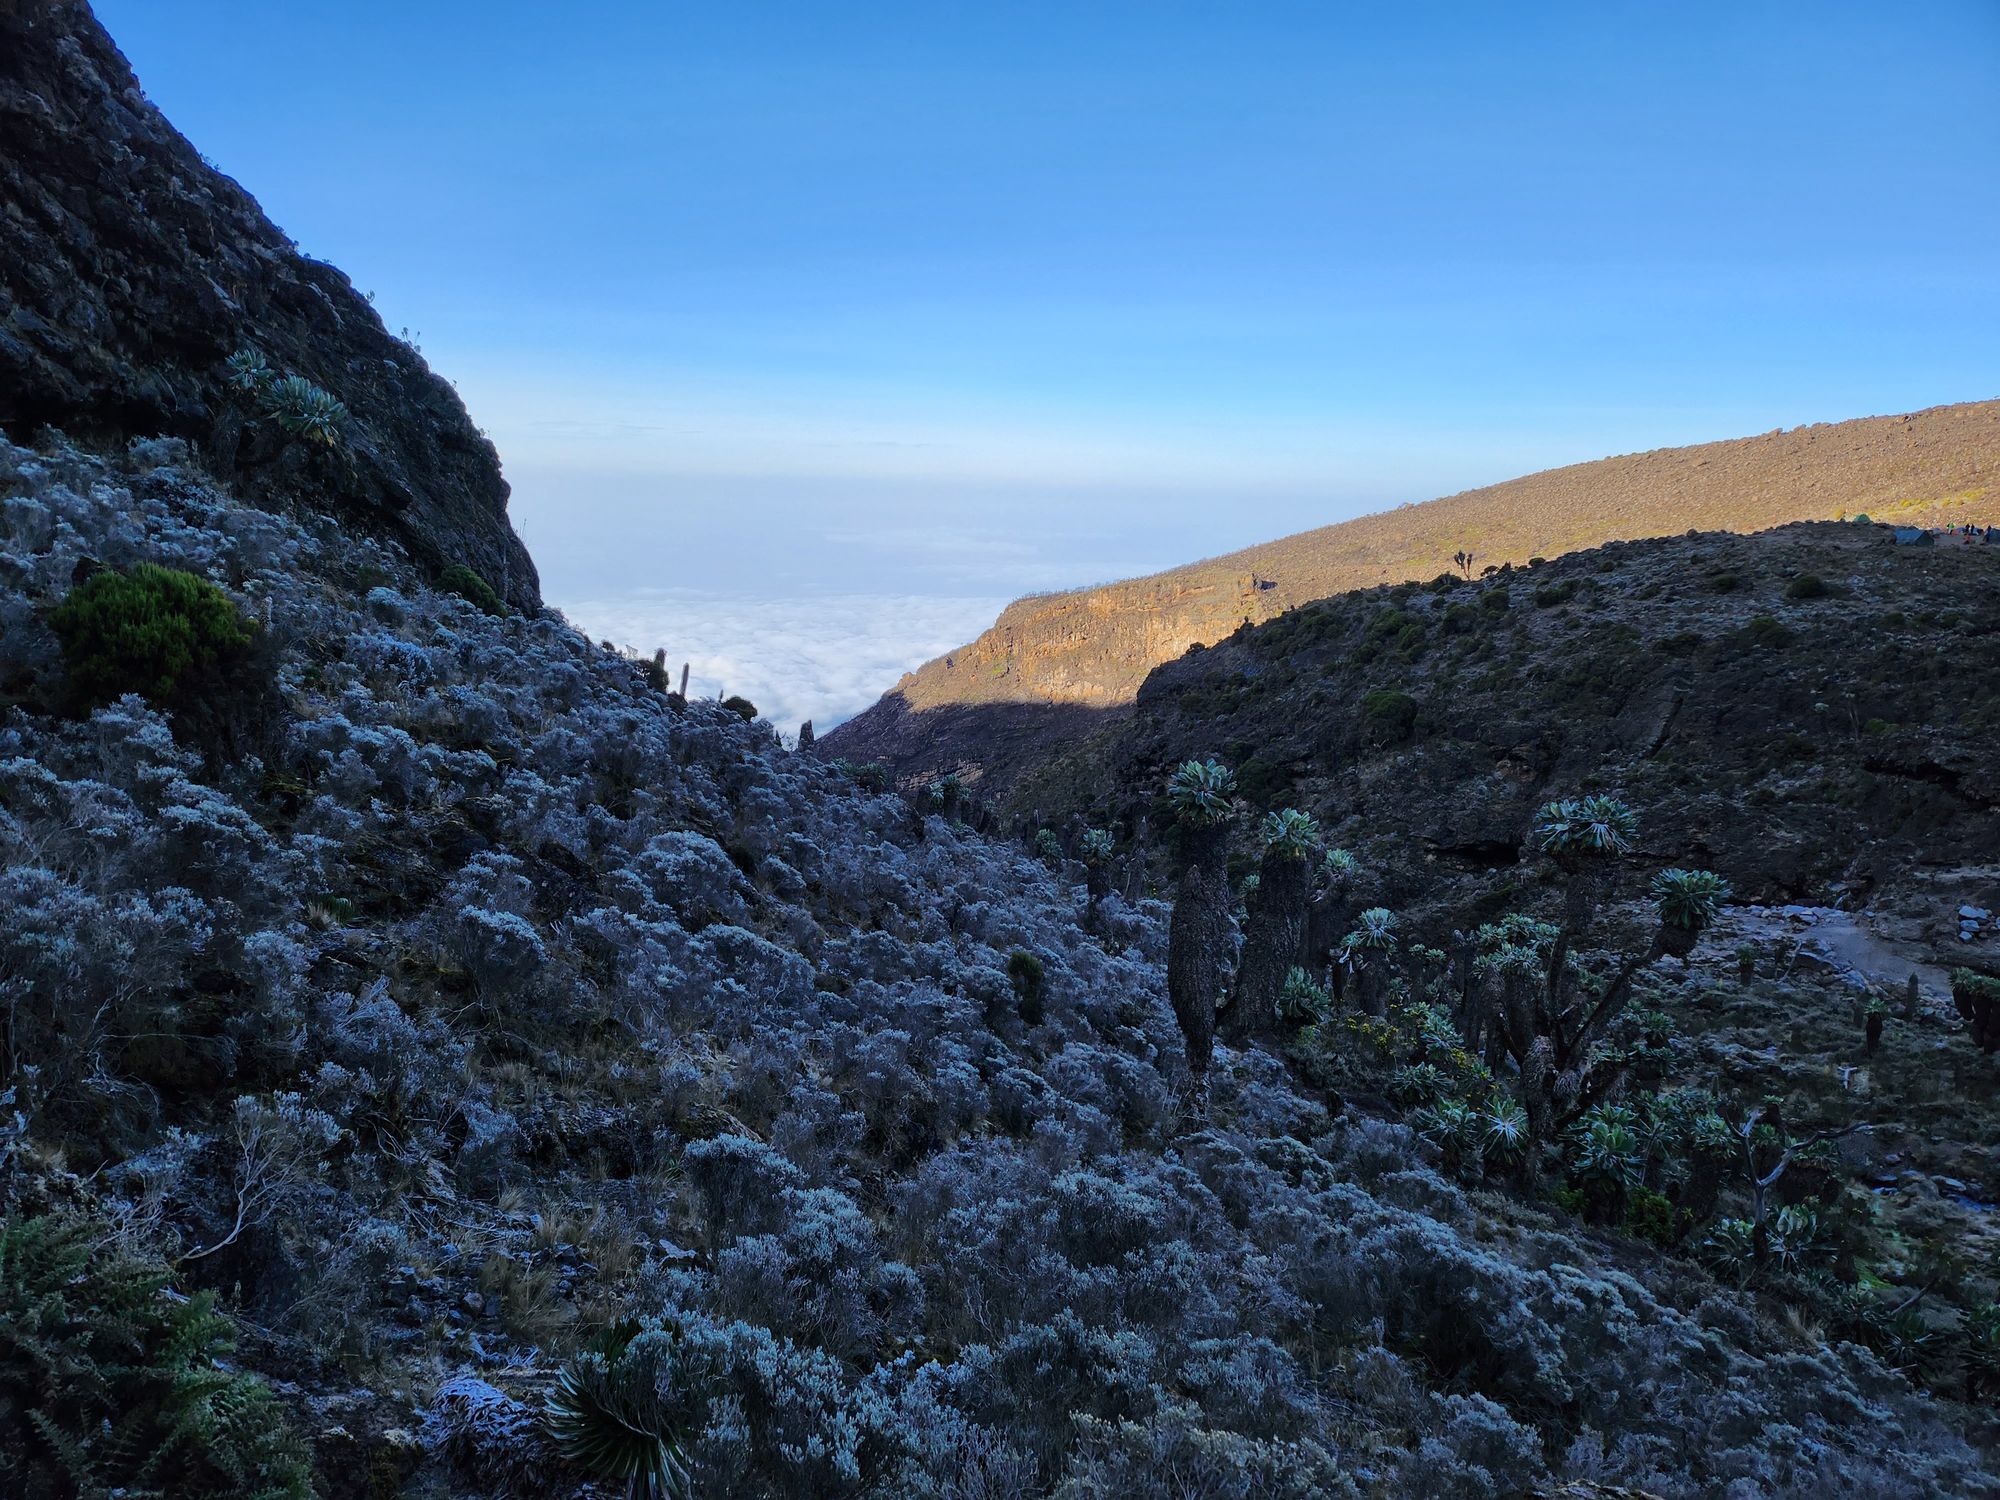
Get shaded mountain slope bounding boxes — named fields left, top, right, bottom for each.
left=1016, top=520, right=2000, bottom=937
left=826, top=401, right=2000, bottom=791
left=0, top=0, right=537, bottom=606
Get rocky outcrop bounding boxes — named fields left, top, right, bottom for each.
left=1019, top=519, right=2000, bottom=921
left=825, top=401, right=2000, bottom=788
left=0, top=0, right=537, bottom=606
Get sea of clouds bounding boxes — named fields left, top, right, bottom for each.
left=555, top=589, right=1012, bottom=736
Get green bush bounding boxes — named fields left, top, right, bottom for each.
left=1260, top=807, right=1322, bottom=858
left=1743, top=615, right=1792, bottom=650
left=1168, top=759, right=1237, bottom=824
left=1279, top=966, right=1330, bottom=1023
left=49, top=564, right=254, bottom=710
left=1532, top=580, right=1577, bottom=608
left=1953, top=969, right=2000, bottom=1005
left=224, top=347, right=273, bottom=393
left=439, top=563, right=506, bottom=616
left=0, top=1215, right=312, bottom=1499
left=721, top=695, right=759, bottom=722
left=1785, top=573, right=1830, bottom=600
left=1361, top=688, right=1419, bottom=742
left=1624, top=1187, right=1679, bottom=1246
left=1364, top=607, right=1416, bottom=647
left=833, top=759, right=890, bottom=793
left=1008, top=949, right=1046, bottom=998
left=1652, top=867, right=1731, bottom=932
left=1234, top=754, right=1294, bottom=807
left=1536, top=794, right=1637, bottom=857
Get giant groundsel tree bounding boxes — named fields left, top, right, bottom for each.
left=1165, top=758, right=1237, bottom=1112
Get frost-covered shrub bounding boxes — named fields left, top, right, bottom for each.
left=430, top=1376, right=568, bottom=1495
left=716, top=1185, right=923, bottom=1364
left=629, top=829, right=749, bottom=926
left=683, top=1134, right=807, bottom=1243
left=1056, top=1397, right=1356, bottom=1500
left=666, top=1314, right=865, bottom=1496
left=454, top=905, right=548, bottom=990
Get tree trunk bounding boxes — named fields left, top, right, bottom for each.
left=1085, top=860, right=1111, bottom=905
left=1357, top=965, right=1387, bottom=1018
left=1225, top=848, right=1310, bottom=1040
left=1305, top=887, right=1353, bottom=979
left=1123, top=816, right=1151, bottom=903
left=1168, top=822, right=1232, bottom=1112
left=1516, top=1036, right=1557, bottom=1186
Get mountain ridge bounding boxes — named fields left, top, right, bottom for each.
left=825, top=399, right=2000, bottom=789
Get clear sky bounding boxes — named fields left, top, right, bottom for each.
left=94, top=0, right=2000, bottom=726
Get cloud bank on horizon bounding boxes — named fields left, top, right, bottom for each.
left=556, top=589, right=1011, bottom=735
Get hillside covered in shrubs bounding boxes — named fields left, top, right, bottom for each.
left=6, top=4, right=2000, bottom=1494
left=4, top=436, right=1999, bottom=1497
left=1015, top=520, right=2000, bottom=927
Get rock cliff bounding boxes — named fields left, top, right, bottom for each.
left=0, top=0, right=538, bottom=606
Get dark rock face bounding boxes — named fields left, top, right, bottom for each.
left=0, top=0, right=538, bottom=607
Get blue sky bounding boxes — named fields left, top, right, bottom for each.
left=95, top=1, right=2000, bottom=725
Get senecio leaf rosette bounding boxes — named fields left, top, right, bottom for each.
left=1535, top=793, right=1637, bottom=858
left=225, top=346, right=273, bottom=392
left=1168, top=758, right=1236, bottom=826
left=1080, top=827, right=1116, bottom=861
left=1340, top=906, right=1399, bottom=965
left=1482, top=1096, right=1530, bottom=1159
left=1651, top=868, right=1730, bottom=933
left=259, top=373, right=350, bottom=446
left=1260, top=807, right=1321, bottom=859
left=547, top=1330, right=692, bottom=1500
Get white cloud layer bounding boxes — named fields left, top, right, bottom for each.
left=555, top=590, right=1012, bottom=735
